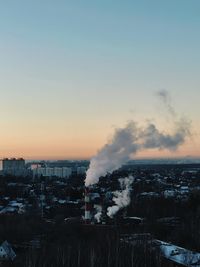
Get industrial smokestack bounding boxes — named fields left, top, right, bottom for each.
left=84, top=187, right=92, bottom=224
left=84, top=90, right=191, bottom=217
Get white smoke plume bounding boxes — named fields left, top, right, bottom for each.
left=85, top=120, right=190, bottom=187
left=85, top=91, right=191, bottom=187
left=85, top=122, right=139, bottom=186
left=107, top=176, right=134, bottom=218
left=94, top=205, right=102, bottom=223
left=141, top=119, right=190, bottom=151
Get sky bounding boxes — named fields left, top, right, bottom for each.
left=0, top=0, right=200, bottom=160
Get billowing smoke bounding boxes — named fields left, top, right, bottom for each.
left=85, top=90, right=191, bottom=187
left=141, top=119, right=190, bottom=151
left=107, top=176, right=134, bottom=218
left=85, top=120, right=190, bottom=187
left=85, top=122, right=139, bottom=186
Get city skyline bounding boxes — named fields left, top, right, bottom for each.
left=0, top=1, right=200, bottom=160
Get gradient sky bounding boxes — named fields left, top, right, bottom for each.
left=0, top=1, right=200, bottom=160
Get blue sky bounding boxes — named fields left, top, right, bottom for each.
left=0, top=1, right=199, bottom=159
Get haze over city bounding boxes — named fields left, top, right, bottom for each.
left=0, top=1, right=200, bottom=160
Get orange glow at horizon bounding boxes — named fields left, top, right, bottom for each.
left=0, top=135, right=199, bottom=161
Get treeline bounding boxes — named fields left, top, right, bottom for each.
left=14, top=226, right=159, bottom=267
left=127, top=190, right=200, bottom=250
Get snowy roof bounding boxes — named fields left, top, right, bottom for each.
left=1, top=241, right=16, bottom=261
left=155, top=240, right=200, bottom=266
left=8, top=201, right=23, bottom=208
left=0, top=207, right=17, bottom=214
left=58, top=200, right=66, bottom=204
left=124, top=216, right=145, bottom=221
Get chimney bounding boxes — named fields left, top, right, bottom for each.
left=85, top=187, right=91, bottom=224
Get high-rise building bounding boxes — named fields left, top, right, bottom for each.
left=36, top=167, right=46, bottom=177
left=33, top=166, right=72, bottom=179
left=54, top=167, right=63, bottom=178
left=62, top=167, right=72, bottom=178
left=2, top=158, right=26, bottom=176
left=46, top=167, right=54, bottom=177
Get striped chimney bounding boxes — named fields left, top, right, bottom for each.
left=85, top=187, right=91, bottom=224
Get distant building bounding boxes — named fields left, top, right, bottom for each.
left=54, top=167, right=63, bottom=178
left=62, top=167, right=72, bottom=178
left=46, top=167, right=54, bottom=177
left=33, top=167, right=72, bottom=179
left=36, top=167, right=46, bottom=177
left=77, top=166, right=87, bottom=175
left=2, top=158, right=26, bottom=176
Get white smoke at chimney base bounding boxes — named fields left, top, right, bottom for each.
left=94, top=205, right=103, bottom=223
left=107, top=176, right=134, bottom=218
